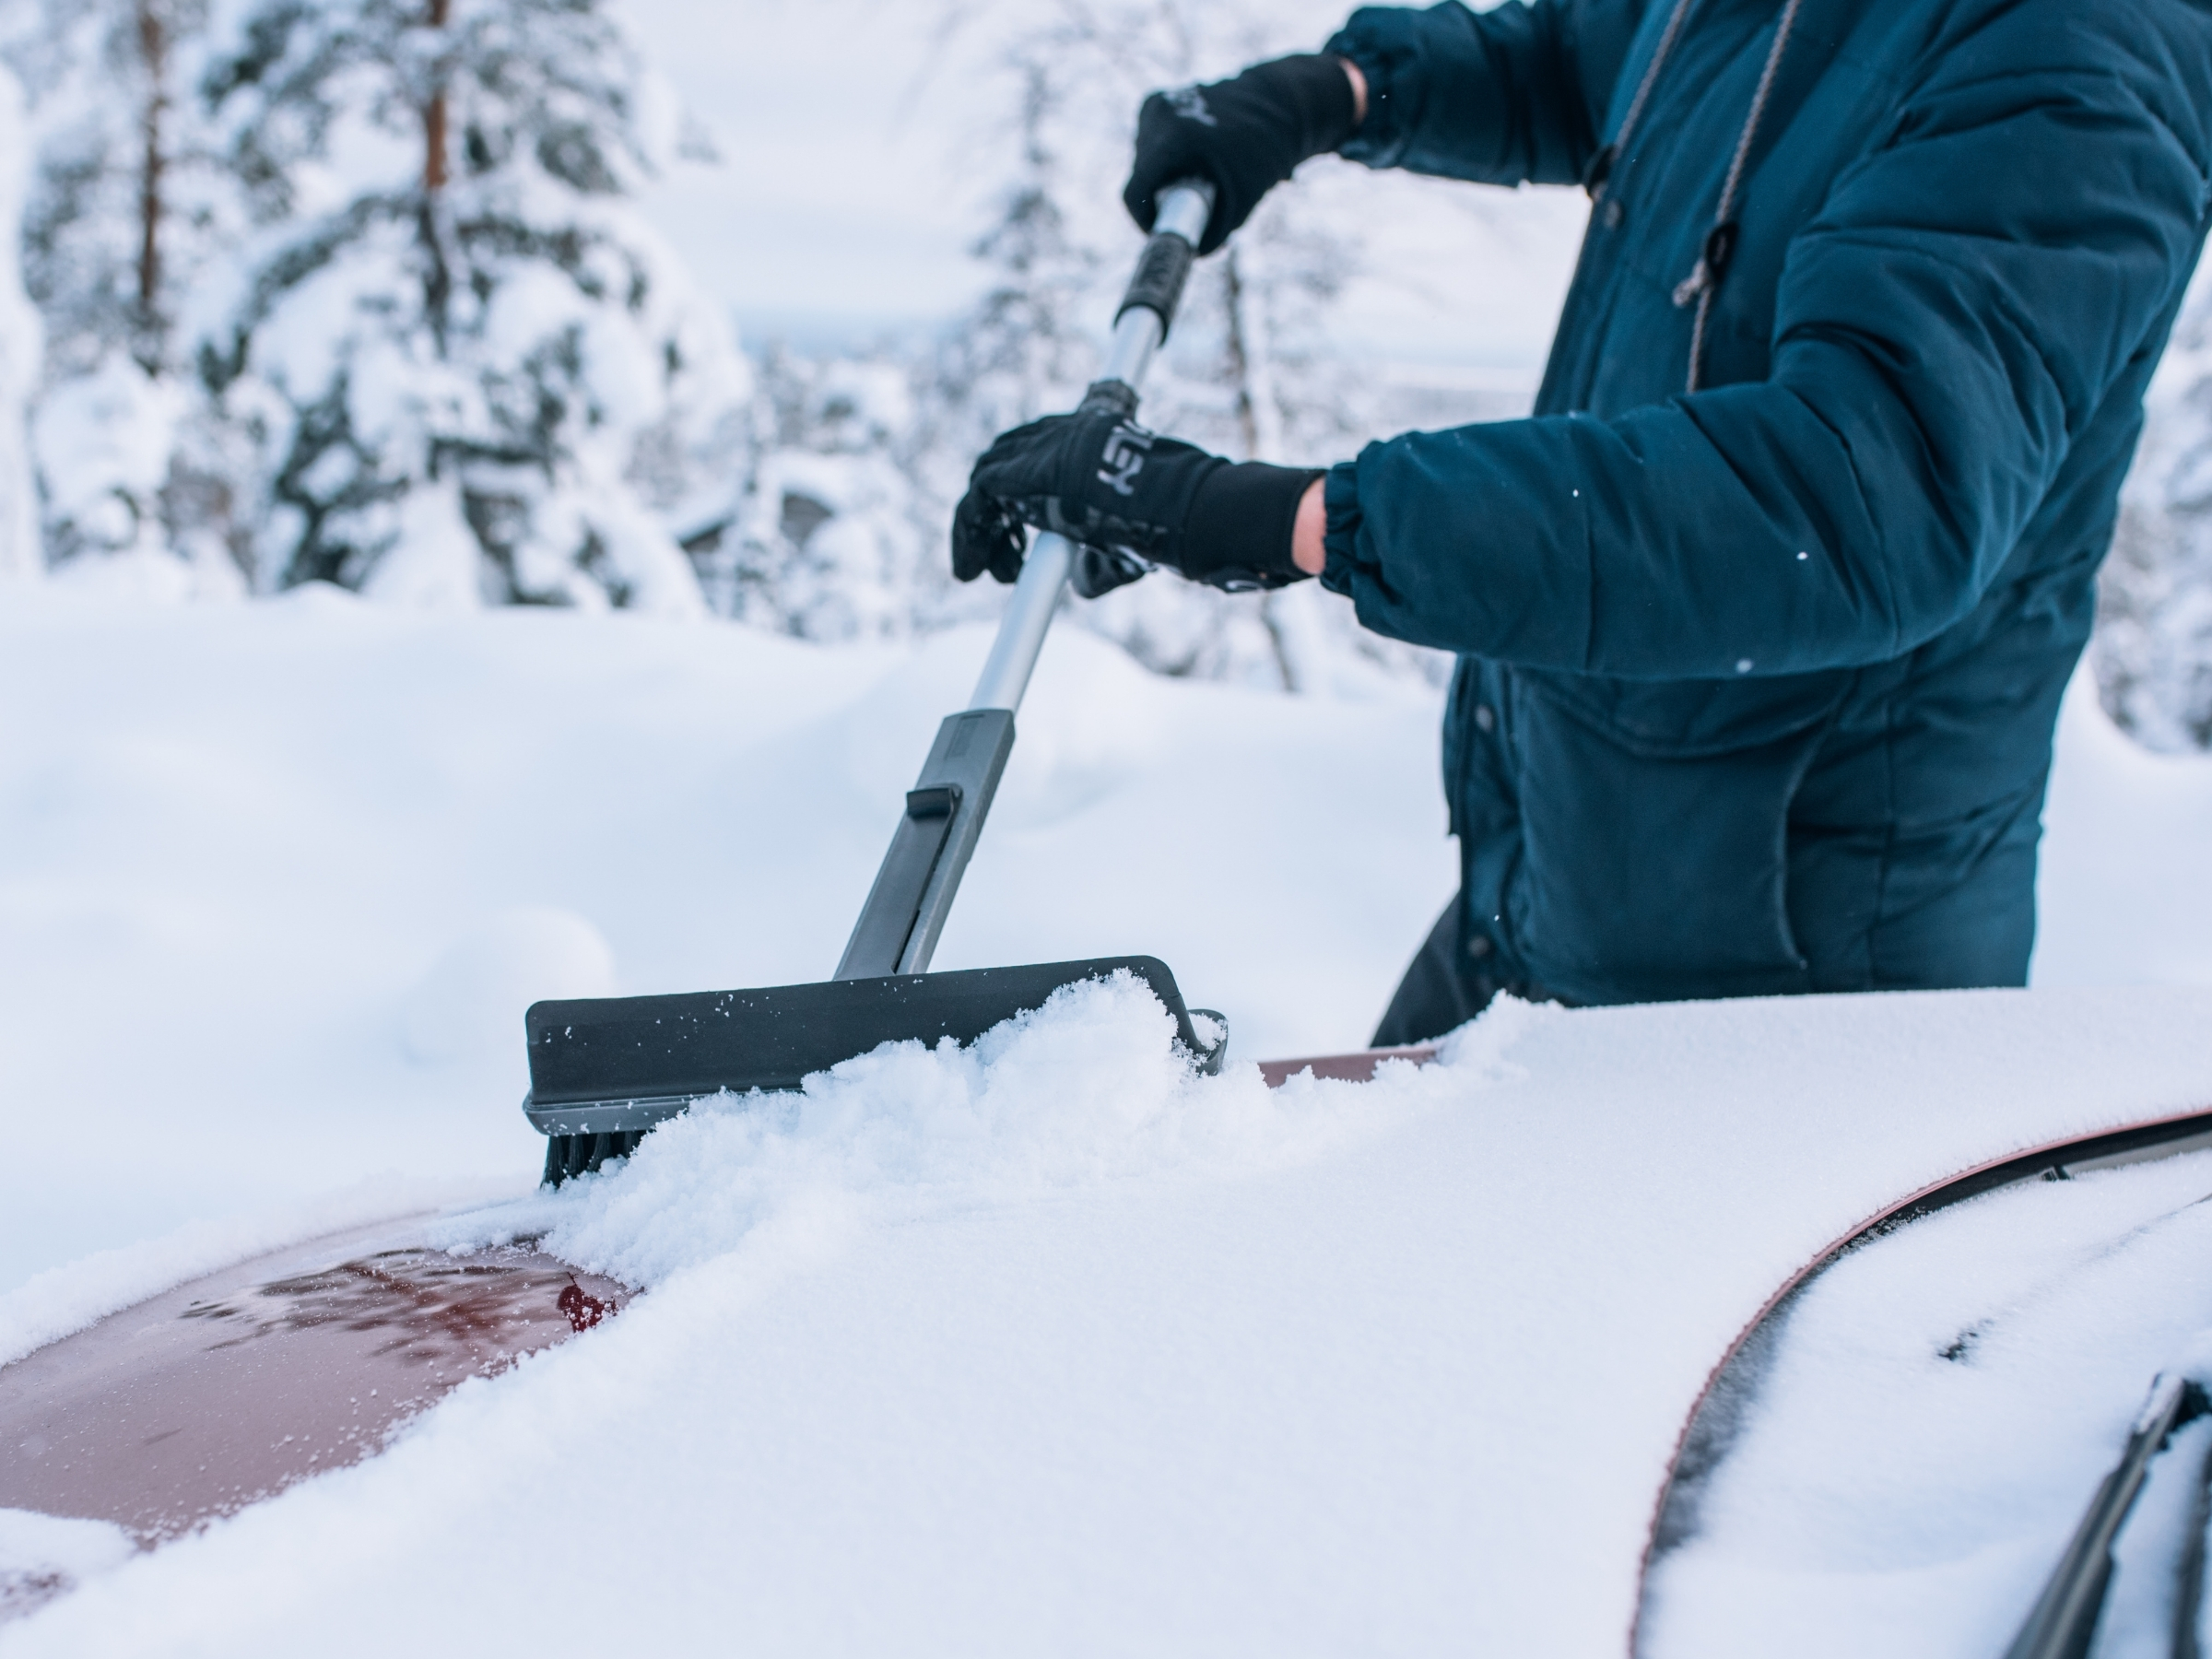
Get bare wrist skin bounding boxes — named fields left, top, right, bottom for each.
left=1292, top=477, right=1328, bottom=576
left=1338, top=56, right=1368, bottom=126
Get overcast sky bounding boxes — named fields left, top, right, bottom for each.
left=621, top=0, right=986, bottom=339
left=618, top=0, right=1586, bottom=367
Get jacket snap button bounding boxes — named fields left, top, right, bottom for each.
left=1602, top=198, right=1625, bottom=229
left=1466, top=935, right=1494, bottom=959
left=1474, top=704, right=1496, bottom=733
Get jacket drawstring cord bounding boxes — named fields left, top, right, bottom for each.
left=1672, top=0, right=1808, bottom=391
left=1583, top=0, right=1702, bottom=201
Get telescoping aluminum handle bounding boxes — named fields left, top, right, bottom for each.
left=965, top=181, right=1215, bottom=712
left=833, top=179, right=1218, bottom=982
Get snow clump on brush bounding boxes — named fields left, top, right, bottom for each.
left=452, top=973, right=1539, bottom=1291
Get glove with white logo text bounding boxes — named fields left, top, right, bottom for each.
left=1124, top=54, right=1361, bottom=255
left=950, top=410, right=1318, bottom=597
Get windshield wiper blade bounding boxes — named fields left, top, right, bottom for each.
left=2005, top=1372, right=2210, bottom=1659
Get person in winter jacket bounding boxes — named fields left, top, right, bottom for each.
left=951, top=0, right=2212, bottom=1044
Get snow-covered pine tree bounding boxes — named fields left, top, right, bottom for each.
left=690, top=340, right=938, bottom=641
left=0, top=57, right=41, bottom=585
left=678, top=50, right=1109, bottom=653
left=2094, top=269, right=2212, bottom=752
left=10, top=0, right=200, bottom=380
left=6, top=0, right=241, bottom=594
left=191, top=0, right=747, bottom=611
left=920, top=54, right=1104, bottom=465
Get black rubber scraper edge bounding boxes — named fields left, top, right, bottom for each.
left=524, top=955, right=1219, bottom=1140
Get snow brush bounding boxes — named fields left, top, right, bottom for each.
left=525, top=181, right=1228, bottom=1185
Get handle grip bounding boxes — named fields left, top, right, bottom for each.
left=1115, top=180, right=1216, bottom=340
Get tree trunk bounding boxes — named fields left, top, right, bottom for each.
left=134, top=0, right=166, bottom=373
left=423, top=0, right=451, bottom=192
left=419, top=0, right=453, bottom=351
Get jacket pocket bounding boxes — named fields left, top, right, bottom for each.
left=1505, top=671, right=1843, bottom=1004
left=1517, top=665, right=1853, bottom=759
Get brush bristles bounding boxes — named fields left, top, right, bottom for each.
left=541, top=1129, right=650, bottom=1188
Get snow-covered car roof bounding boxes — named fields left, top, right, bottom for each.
left=9, top=979, right=2212, bottom=1653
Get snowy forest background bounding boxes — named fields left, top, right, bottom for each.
left=0, top=0, right=2207, bottom=735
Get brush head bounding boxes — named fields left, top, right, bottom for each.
left=522, top=956, right=1219, bottom=1138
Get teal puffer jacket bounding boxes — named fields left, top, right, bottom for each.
left=1321, top=0, right=2212, bottom=1005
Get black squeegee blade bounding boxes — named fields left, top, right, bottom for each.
left=522, top=956, right=1200, bottom=1136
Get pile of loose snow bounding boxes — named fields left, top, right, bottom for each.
left=440, top=968, right=1503, bottom=1290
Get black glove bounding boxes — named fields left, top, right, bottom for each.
left=1124, top=54, right=1360, bottom=255
left=951, top=410, right=1318, bottom=595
